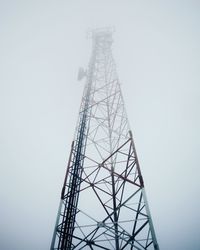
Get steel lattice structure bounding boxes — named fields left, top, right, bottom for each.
left=51, top=28, right=159, bottom=250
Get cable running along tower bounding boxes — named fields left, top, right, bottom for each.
left=51, top=28, right=159, bottom=250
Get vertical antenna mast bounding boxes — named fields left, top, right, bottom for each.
left=51, top=28, right=159, bottom=250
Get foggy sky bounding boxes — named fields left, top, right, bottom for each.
left=0, top=1, right=200, bottom=249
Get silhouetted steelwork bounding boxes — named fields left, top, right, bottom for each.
left=51, top=28, right=159, bottom=250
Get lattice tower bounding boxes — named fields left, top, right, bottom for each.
left=51, top=28, right=159, bottom=250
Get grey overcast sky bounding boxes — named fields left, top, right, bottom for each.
left=0, top=1, right=200, bottom=249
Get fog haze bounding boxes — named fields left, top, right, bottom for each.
left=0, top=1, right=200, bottom=249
